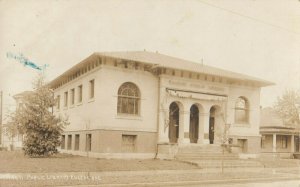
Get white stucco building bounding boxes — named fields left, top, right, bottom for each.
left=1, top=91, right=28, bottom=150
left=49, top=51, right=273, bottom=159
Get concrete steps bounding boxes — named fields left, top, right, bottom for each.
left=176, top=144, right=239, bottom=160
left=185, top=160, right=264, bottom=168
left=176, top=154, right=239, bottom=160
left=175, top=144, right=264, bottom=168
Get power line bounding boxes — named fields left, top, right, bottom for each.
left=198, top=0, right=300, bottom=36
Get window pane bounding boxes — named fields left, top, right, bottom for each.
left=117, top=83, right=140, bottom=115
left=90, top=80, right=94, bottom=98
left=235, top=97, right=249, bottom=123
left=78, top=85, right=82, bottom=102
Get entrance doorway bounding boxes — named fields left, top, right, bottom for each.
left=209, top=107, right=217, bottom=144
left=189, top=104, right=199, bottom=143
left=209, top=117, right=214, bottom=144
left=169, top=102, right=180, bottom=143
left=295, top=136, right=299, bottom=152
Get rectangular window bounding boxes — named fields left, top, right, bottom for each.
left=75, top=134, right=80, bottom=151
left=78, top=85, right=83, bottom=103
left=86, top=134, right=92, bottom=151
left=61, top=135, right=65, bottom=149
left=121, top=135, right=136, bottom=153
left=71, top=89, right=75, bottom=105
left=56, top=95, right=60, bottom=109
left=64, top=91, right=68, bottom=107
left=67, top=135, right=72, bottom=150
left=280, top=135, right=288, bottom=149
left=89, top=79, right=95, bottom=99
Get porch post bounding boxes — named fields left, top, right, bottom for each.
left=273, top=133, right=277, bottom=153
left=291, top=134, right=295, bottom=153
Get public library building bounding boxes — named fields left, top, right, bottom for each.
left=49, top=51, right=273, bottom=159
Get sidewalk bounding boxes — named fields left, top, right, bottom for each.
left=1, top=167, right=300, bottom=187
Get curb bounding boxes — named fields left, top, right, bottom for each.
left=56, top=176, right=300, bottom=187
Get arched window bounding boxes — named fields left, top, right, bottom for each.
left=117, top=82, right=140, bottom=115
left=235, top=97, right=249, bottom=123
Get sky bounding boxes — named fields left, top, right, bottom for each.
left=0, top=0, right=300, bottom=113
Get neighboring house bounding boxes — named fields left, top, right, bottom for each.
left=260, top=107, right=300, bottom=158
left=48, top=51, right=273, bottom=159
left=1, top=91, right=31, bottom=150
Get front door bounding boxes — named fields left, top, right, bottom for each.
left=296, top=136, right=299, bottom=152
left=169, top=102, right=179, bottom=143
left=189, top=105, right=199, bottom=143
left=209, top=117, right=214, bottom=144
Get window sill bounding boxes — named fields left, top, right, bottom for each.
left=63, top=107, right=68, bottom=110
left=77, top=102, right=83, bottom=106
left=70, top=104, right=75, bottom=109
left=115, top=114, right=142, bottom=121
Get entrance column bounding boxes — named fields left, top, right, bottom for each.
left=203, top=113, right=210, bottom=144
left=183, top=110, right=190, bottom=144
left=197, top=112, right=205, bottom=144
left=158, top=107, right=170, bottom=143
left=291, top=135, right=295, bottom=153
left=178, top=111, right=185, bottom=144
left=273, top=134, right=277, bottom=153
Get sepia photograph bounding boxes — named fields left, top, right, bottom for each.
left=0, top=0, right=300, bottom=186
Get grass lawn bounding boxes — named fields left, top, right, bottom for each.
left=0, top=151, right=199, bottom=173
left=1, top=151, right=299, bottom=186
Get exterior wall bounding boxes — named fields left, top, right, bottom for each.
left=157, top=74, right=262, bottom=154
left=227, top=85, right=261, bottom=137
left=60, top=130, right=156, bottom=159
left=96, top=65, right=158, bottom=133
left=261, top=135, right=273, bottom=152
left=53, top=55, right=264, bottom=157
left=1, top=92, right=23, bottom=150
left=54, top=64, right=159, bottom=156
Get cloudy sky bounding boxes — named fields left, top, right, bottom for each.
left=0, top=0, right=300, bottom=111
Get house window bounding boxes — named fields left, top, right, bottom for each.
left=235, top=97, right=249, bottom=124
left=67, top=135, right=72, bottom=150
left=75, top=134, right=80, bottom=151
left=64, top=91, right=68, bottom=107
left=61, top=135, right=65, bottom=149
left=89, top=79, right=95, bottom=99
left=280, top=135, right=288, bottom=149
left=71, top=89, right=75, bottom=105
left=78, top=85, right=83, bottom=103
left=56, top=95, right=60, bottom=109
left=117, top=82, right=140, bottom=115
left=86, top=134, right=92, bottom=151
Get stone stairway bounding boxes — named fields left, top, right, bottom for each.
left=175, top=144, right=264, bottom=168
